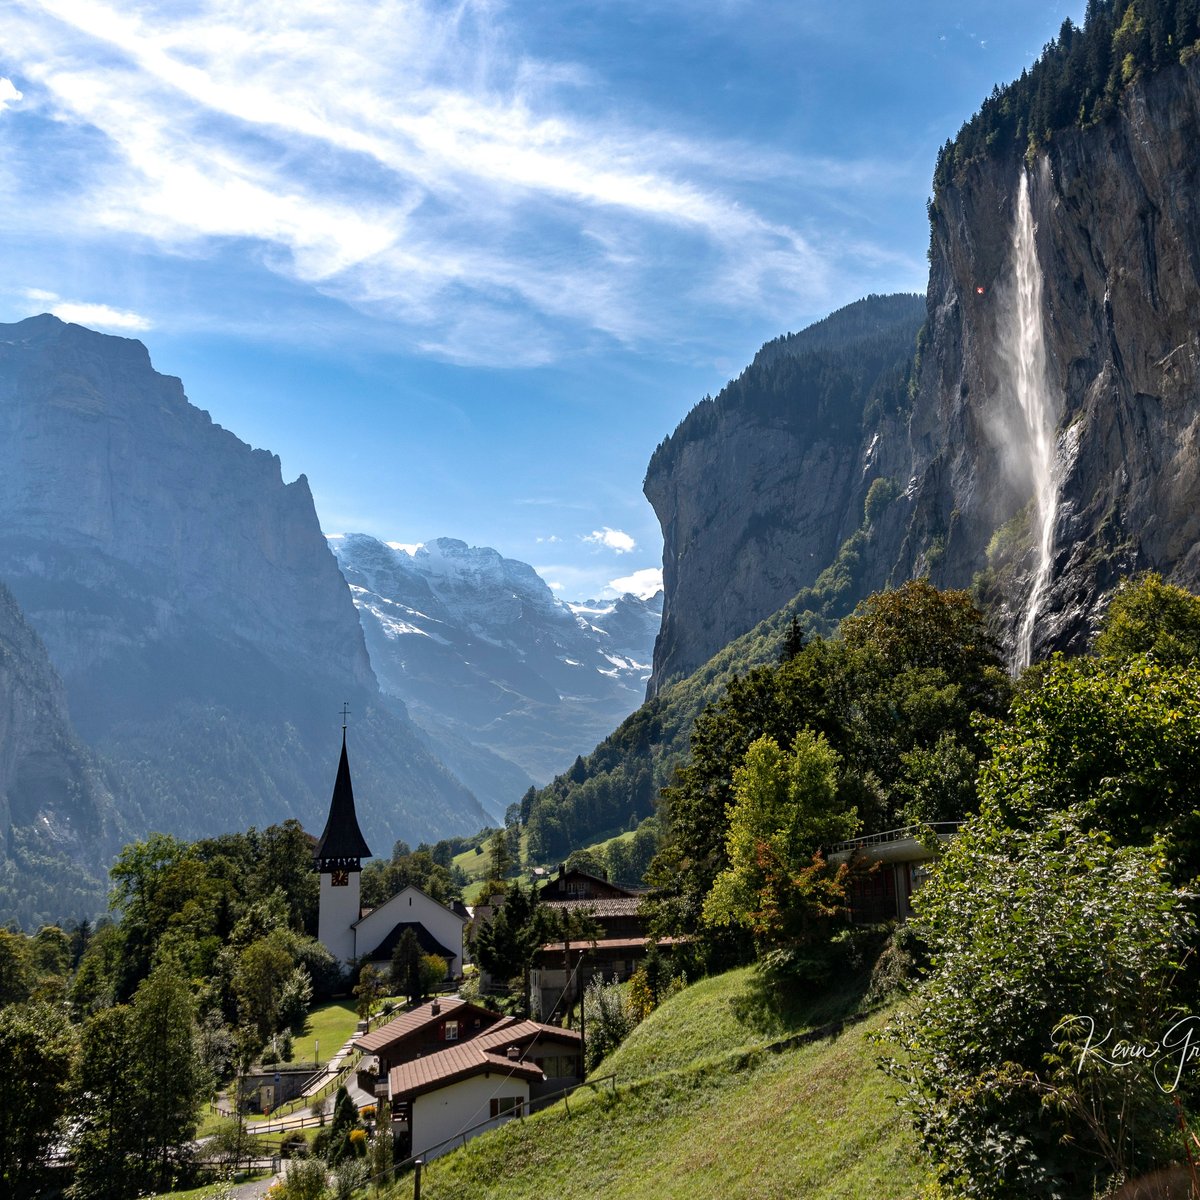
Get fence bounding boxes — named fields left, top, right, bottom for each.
left=208, top=1049, right=366, bottom=1133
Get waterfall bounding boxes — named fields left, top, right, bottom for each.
left=1007, top=172, right=1059, bottom=672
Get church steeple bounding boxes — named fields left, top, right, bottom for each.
left=313, top=729, right=372, bottom=872
left=316, top=728, right=372, bottom=966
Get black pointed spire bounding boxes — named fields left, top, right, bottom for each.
left=313, top=729, right=372, bottom=871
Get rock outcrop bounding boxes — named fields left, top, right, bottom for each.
left=646, top=58, right=1200, bottom=686
left=644, top=295, right=923, bottom=690
left=0, top=316, right=487, bottom=850
left=899, top=56, right=1200, bottom=659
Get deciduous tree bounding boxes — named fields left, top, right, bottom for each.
left=0, top=1001, right=76, bottom=1199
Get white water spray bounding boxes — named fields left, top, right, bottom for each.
left=1007, top=172, right=1060, bottom=671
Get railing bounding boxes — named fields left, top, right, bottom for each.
left=393, top=1073, right=619, bottom=1170
left=826, top=821, right=962, bottom=853
left=210, top=1049, right=365, bottom=1131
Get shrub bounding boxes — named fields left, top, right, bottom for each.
left=882, top=809, right=1190, bottom=1198
left=269, top=1157, right=327, bottom=1200
left=582, top=976, right=635, bottom=1072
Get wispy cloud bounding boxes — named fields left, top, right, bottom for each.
left=24, top=287, right=151, bottom=331
left=0, top=0, right=911, bottom=364
left=584, top=527, right=636, bottom=553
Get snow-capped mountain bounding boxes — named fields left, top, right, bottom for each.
left=328, top=533, right=663, bottom=796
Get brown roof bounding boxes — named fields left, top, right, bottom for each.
left=538, top=935, right=684, bottom=955
left=388, top=1041, right=543, bottom=1101
left=355, top=998, right=471, bottom=1054
left=475, top=1018, right=582, bottom=1051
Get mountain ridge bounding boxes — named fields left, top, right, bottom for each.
left=0, top=315, right=489, bottom=863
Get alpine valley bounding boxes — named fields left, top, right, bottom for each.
left=5, top=14, right=1200, bottom=932
left=0, top=317, right=660, bottom=924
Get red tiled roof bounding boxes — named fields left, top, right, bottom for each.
left=388, top=1041, right=543, bottom=1101
left=355, top=998, right=469, bottom=1054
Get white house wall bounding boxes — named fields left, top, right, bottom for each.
left=354, top=886, right=465, bottom=975
left=411, top=1073, right=529, bottom=1160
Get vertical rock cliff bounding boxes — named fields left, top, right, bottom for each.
left=900, top=57, right=1200, bottom=659
left=644, top=295, right=923, bottom=691
left=0, top=316, right=487, bottom=849
left=0, top=582, right=120, bottom=925
left=646, top=58, right=1200, bottom=686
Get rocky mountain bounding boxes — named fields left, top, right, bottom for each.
left=645, top=294, right=924, bottom=691
left=0, top=581, right=121, bottom=926
left=0, top=315, right=488, bottom=859
left=524, top=25, right=1200, bottom=854
left=648, top=51, right=1200, bottom=690
left=896, top=52, right=1200, bottom=662
left=329, top=533, right=662, bottom=799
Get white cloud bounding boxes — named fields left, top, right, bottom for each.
left=0, top=78, right=22, bottom=110
left=23, top=288, right=152, bottom=331
left=606, top=567, right=663, bottom=599
left=583, top=526, right=636, bottom=554
left=385, top=541, right=424, bottom=555
left=0, top=0, right=904, bottom=363
left=535, top=535, right=562, bottom=544
left=547, top=580, right=564, bottom=590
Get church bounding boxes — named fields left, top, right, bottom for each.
left=312, top=731, right=466, bottom=977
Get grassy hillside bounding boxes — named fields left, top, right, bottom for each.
left=387, top=968, right=930, bottom=1200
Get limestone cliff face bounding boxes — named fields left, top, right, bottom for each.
left=647, top=60, right=1200, bottom=685
left=644, top=295, right=923, bottom=691
left=0, top=315, right=373, bottom=696
left=0, top=316, right=487, bottom=849
left=901, top=57, right=1200, bottom=658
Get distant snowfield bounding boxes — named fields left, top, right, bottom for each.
left=329, top=532, right=663, bottom=804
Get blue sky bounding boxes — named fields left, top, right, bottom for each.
left=0, top=0, right=1082, bottom=599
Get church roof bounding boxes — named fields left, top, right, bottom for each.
left=313, top=730, right=372, bottom=864
left=366, top=921, right=459, bottom=966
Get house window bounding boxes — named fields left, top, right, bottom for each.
left=444, top=1020, right=459, bottom=1041
left=490, top=1096, right=523, bottom=1118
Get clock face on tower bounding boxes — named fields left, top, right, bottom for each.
left=330, top=870, right=350, bottom=887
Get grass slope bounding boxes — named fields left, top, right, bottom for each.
left=388, top=969, right=929, bottom=1200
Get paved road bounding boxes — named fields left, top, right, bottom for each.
left=223, top=1171, right=282, bottom=1199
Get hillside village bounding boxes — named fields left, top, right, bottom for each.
left=7, top=3, right=1200, bottom=1197
left=5, top=570, right=1200, bottom=1200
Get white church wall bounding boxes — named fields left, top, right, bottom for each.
left=354, top=886, right=465, bottom=976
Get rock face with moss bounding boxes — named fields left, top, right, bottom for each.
left=644, top=295, right=924, bottom=692
left=904, top=54, right=1200, bottom=657
left=647, top=53, right=1200, bottom=686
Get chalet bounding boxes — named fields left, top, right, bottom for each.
left=387, top=1016, right=582, bottom=1161
left=352, top=996, right=505, bottom=1081
left=827, top=822, right=960, bottom=922
left=531, top=867, right=676, bottom=1017
left=311, top=730, right=466, bottom=974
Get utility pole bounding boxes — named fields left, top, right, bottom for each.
left=578, top=948, right=587, bottom=1077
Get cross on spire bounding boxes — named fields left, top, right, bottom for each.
left=340, top=701, right=351, bottom=730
